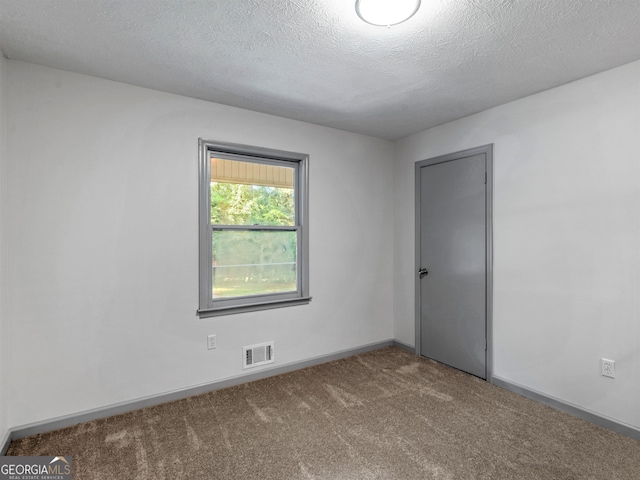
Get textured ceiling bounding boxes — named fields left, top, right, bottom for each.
left=1, top=0, right=640, bottom=140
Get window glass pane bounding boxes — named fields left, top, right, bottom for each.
left=210, top=157, right=295, bottom=226
left=212, top=230, right=297, bottom=298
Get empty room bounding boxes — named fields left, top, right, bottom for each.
left=0, top=1, right=639, bottom=479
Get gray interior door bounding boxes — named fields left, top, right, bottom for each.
left=419, top=152, right=487, bottom=379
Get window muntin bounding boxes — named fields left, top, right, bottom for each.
left=198, top=141, right=310, bottom=317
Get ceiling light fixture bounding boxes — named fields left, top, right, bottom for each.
left=355, top=0, right=421, bottom=27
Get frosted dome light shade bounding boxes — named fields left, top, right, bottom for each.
left=355, top=0, right=421, bottom=26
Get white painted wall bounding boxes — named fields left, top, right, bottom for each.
left=5, top=55, right=639, bottom=435
left=4, top=60, right=394, bottom=428
left=0, top=53, right=8, bottom=445
left=394, top=60, right=640, bottom=430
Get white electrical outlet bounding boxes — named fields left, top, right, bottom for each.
left=207, top=334, right=217, bottom=350
left=601, top=358, right=615, bottom=378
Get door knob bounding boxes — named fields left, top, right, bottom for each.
left=418, top=268, right=429, bottom=278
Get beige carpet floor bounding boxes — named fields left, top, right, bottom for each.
left=6, top=347, right=640, bottom=479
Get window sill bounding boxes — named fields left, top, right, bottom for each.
left=197, top=296, right=312, bottom=318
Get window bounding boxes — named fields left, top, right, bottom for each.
left=198, top=140, right=310, bottom=317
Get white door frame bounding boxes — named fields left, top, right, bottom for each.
left=414, top=144, right=494, bottom=381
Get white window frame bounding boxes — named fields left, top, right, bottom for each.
left=198, top=139, right=311, bottom=317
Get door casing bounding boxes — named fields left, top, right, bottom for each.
left=414, top=144, right=494, bottom=382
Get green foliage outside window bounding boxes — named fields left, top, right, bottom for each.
left=210, top=183, right=294, bottom=226
left=211, top=182, right=297, bottom=298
